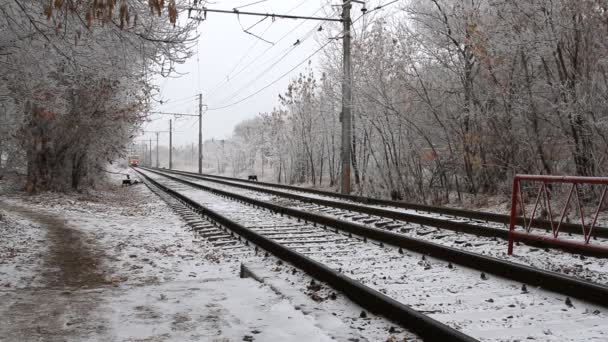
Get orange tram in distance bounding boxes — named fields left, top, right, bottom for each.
left=128, top=155, right=140, bottom=167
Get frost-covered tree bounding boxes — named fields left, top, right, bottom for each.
left=220, top=0, right=608, bottom=203
left=0, top=0, right=197, bottom=190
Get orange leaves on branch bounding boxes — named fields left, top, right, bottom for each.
left=119, top=1, right=128, bottom=29
left=147, top=0, right=177, bottom=25
left=44, top=1, right=53, bottom=19
left=85, top=10, right=93, bottom=29
left=42, top=0, right=176, bottom=29
left=107, top=0, right=115, bottom=21
left=168, top=0, right=177, bottom=26
left=149, top=0, right=162, bottom=16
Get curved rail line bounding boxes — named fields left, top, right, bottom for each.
left=148, top=167, right=608, bottom=257
left=133, top=168, right=477, bottom=342
left=139, top=167, right=608, bottom=307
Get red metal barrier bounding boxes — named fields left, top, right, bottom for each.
left=508, top=174, right=608, bottom=256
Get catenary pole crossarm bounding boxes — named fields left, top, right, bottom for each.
left=185, top=2, right=368, bottom=193
left=187, top=7, right=344, bottom=22
left=150, top=111, right=199, bottom=117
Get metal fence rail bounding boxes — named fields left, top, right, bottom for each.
left=508, top=174, right=608, bottom=257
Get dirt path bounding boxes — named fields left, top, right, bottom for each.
left=0, top=203, right=109, bottom=341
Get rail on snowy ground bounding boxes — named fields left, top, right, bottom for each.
left=158, top=168, right=608, bottom=239
left=140, top=167, right=608, bottom=307
left=149, top=167, right=608, bottom=257
left=133, top=167, right=479, bottom=342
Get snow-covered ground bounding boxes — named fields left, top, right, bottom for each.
left=152, top=169, right=608, bottom=285
left=138, top=168, right=608, bottom=342
left=0, top=169, right=411, bottom=341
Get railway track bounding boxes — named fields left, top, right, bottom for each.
left=135, top=167, right=608, bottom=341
left=167, top=168, right=608, bottom=237
left=144, top=167, right=608, bottom=285
left=148, top=168, right=608, bottom=258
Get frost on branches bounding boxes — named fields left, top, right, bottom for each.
left=202, top=0, right=608, bottom=203
left=0, top=0, right=197, bottom=191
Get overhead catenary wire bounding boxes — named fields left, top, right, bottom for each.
left=174, top=1, right=402, bottom=113
left=196, top=27, right=202, bottom=93
left=159, top=94, right=198, bottom=105
left=212, top=43, right=299, bottom=105
left=206, top=0, right=317, bottom=97
left=206, top=1, right=401, bottom=111
left=238, top=15, right=274, bottom=44
left=207, top=40, right=331, bottom=111
left=211, top=20, right=322, bottom=106
left=210, top=11, right=328, bottom=103
left=160, top=101, right=197, bottom=113
left=234, top=0, right=268, bottom=10
left=155, top=96, right=198, bottom=112
left=205, top=19, right=275, bottom=96
left=187, top=7, right=342, bottom=22
left=371, top=0, right=401, bottom=11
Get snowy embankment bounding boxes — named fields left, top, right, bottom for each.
left=0, top=169, right=349, bottom=341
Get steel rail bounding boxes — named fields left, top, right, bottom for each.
left=133, top=168, right=478, bottom=342
left=150, top=168, right=608, bottom=257
left=140, top=167, right=608, bottom=307
left=163, top=169, right=608, bottom=239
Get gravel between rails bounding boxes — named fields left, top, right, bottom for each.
left=153, top=169, right=608, bottom=286
left=139, top=168, right=608, bottom=342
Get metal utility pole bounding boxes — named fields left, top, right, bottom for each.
left=340, top=0, right=353, bottom=195
left=155, top=132, right=160, bottom=168
left=198, top=93, right=203, bottom=174
left=149, top=111, right=198, bottom=169
left=169, top=119, right=173, bottom=169
left=185, top=3, right=373, bottom=191
left=141, top=144, right=146, bottom=166
left=149, top=139, right=152, bottom=167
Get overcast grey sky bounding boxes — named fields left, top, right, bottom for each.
left=141, top=0, right=344, bottom=147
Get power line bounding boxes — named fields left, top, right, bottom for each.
left=196, top=1, right=403, bottom=112
left=188, top=7, right=343, bottom=22
left=206, top=1, right=319, bottom=97
left=207, top=40, right=331, bottom=111
left=150, top=111, right=199, bottom=117
left=371, top=0, right=401, bottom=12
left=156, top=97, right=198, bottom=112
left=206, top=3, right=399, bottom=112
left=238, top=16, right=274, bottom=44
left=159, top=95, right=198, bottom=105
left=234, top=0, right=268, bottom=10
left=212, top=21, right=322, bottom=106
left=213, top=44, right=299, bottom=105
left=204, top=19, right=274, bottom=97
left=196, top=29, right=202, bottom=93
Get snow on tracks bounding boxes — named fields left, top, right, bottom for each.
left=140, top=168, right=608, bottom=341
